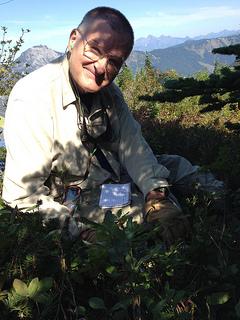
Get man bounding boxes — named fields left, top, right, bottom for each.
left=2, top=7, right=223, bottom=243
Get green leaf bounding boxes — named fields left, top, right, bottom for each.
left=106, top=265, right=116, bottom=274
left=76, top=305, right=86, bottom=315
left=89, top=297, right=106, bottom=310
left=207, top=292, right=230, bottom=305
left=79, top=216, right=102, bottom=228
left=166, top=270, right=174, bottom=277
left=235, top=300, right=240, bottom=317
left=103, top=210, right=116, bottom=225
left=230, top=264, right=239, bottom=275
left=153, top=299, right=167, bottom=313
left=126, top=217, right=133, bottom=229
left=28, top=277, right=40, bottom=298
left=33, top=293, right=50, bottom=304
left=111, top=301, right=127, bottom=312
left=116, top=209, right=123, bottom=218
left=38, top=277, right=53, bottom=292
left=159, top=311, right=175, bottom=319
left=152, top=299, right=168, bottom=319
left=173, top=290, right=186, bottom=304
left=125, top=254, right=132, bottom=264
left=13, top=279, right=28, bottom=297
left=0, top=290, right=8, bottom=301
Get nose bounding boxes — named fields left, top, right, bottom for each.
left=94, top=56, right=108, bottom=74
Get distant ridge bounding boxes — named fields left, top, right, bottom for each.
left=14, top=45, right=62, bottom=74
left=134, top=34, right=190, bottom=51
left=128, top=34, right=240, bottom=75
left=193, top=29, right=240, bottom=41
left=134, top=29, right=240, bottom=51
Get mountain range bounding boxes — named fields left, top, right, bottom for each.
left=128, top=35, right=240, bottom=75
left=134, top=29, right=240, bottom=51
left=14, top=45, right=62, bottom=74
left=14, top=31, right=240, bottom=77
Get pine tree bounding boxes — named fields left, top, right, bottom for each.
left=115, top=64, right=133, bottom=92
left=212, top=44, right=240, bottom=69
left=134, top=53, right=162, bottom=98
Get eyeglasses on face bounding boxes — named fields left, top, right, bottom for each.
left=77, top=29, right=125, bottom=77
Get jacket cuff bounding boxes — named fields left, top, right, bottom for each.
left=142, top=179, right=170, bottom=200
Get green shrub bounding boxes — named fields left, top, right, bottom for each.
left=1, top=199, right=240, bottom=319
left=0, top=26, right=30, bottom=95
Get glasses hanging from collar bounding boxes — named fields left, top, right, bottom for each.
left=68, top=72, right=109, bottom=143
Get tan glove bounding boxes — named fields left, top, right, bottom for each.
left=144, top=190, right=190, bottom=246
left=61, top=212, right=96, bottom=243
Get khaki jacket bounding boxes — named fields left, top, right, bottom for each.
left=2, top=55, right=170, bottom=221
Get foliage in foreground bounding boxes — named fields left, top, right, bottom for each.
left=0, top=197, right=240, bottom=320
left=0, top=26, right=30, bottom=95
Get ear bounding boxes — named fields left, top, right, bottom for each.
left=67, top=29, right=79, bottom=51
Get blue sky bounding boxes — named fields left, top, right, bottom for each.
left=1, top=0, right=240, bottom=53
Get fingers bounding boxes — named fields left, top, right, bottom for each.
left=79, top=228, right=96, bottom=243
left=144, top=199, right=182, bottom=223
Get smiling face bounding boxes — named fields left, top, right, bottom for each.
left=67, top=20, right=130, bottom=93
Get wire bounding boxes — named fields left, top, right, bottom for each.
left=0, top=0, right=14, bottom=5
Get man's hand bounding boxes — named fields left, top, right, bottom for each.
left=61, top=215, right=80, bottom=241
left=145, top=187, right=167, bottom=202
left=144, top=189, right=190, bottom=246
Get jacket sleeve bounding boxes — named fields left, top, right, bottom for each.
left=2, top=80, right=71, bottom=223
left=114, top=87, right=170, bottom=198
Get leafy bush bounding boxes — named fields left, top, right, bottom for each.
left=0, top=26, right=30, bottom=95
left=1, top=200, right=240, bottom=319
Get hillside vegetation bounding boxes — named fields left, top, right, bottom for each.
left=118, top=56, right=240, bottom=189
left=0, top=30, right=240, bottom=320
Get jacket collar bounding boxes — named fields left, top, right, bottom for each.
left=60, top=55, right=77, bottom=108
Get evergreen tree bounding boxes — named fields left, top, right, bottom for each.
left=212, top=44, right=240, bottom=57
left=115, top=64, right=133, bottom=92
left=158, top=69, right=179, bottom=84
left=134, top=53, right=162, bottom=98
left=212, top=44, right=240, bottom=69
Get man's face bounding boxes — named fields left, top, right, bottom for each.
left=68, top=20, right=130, bottom=93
